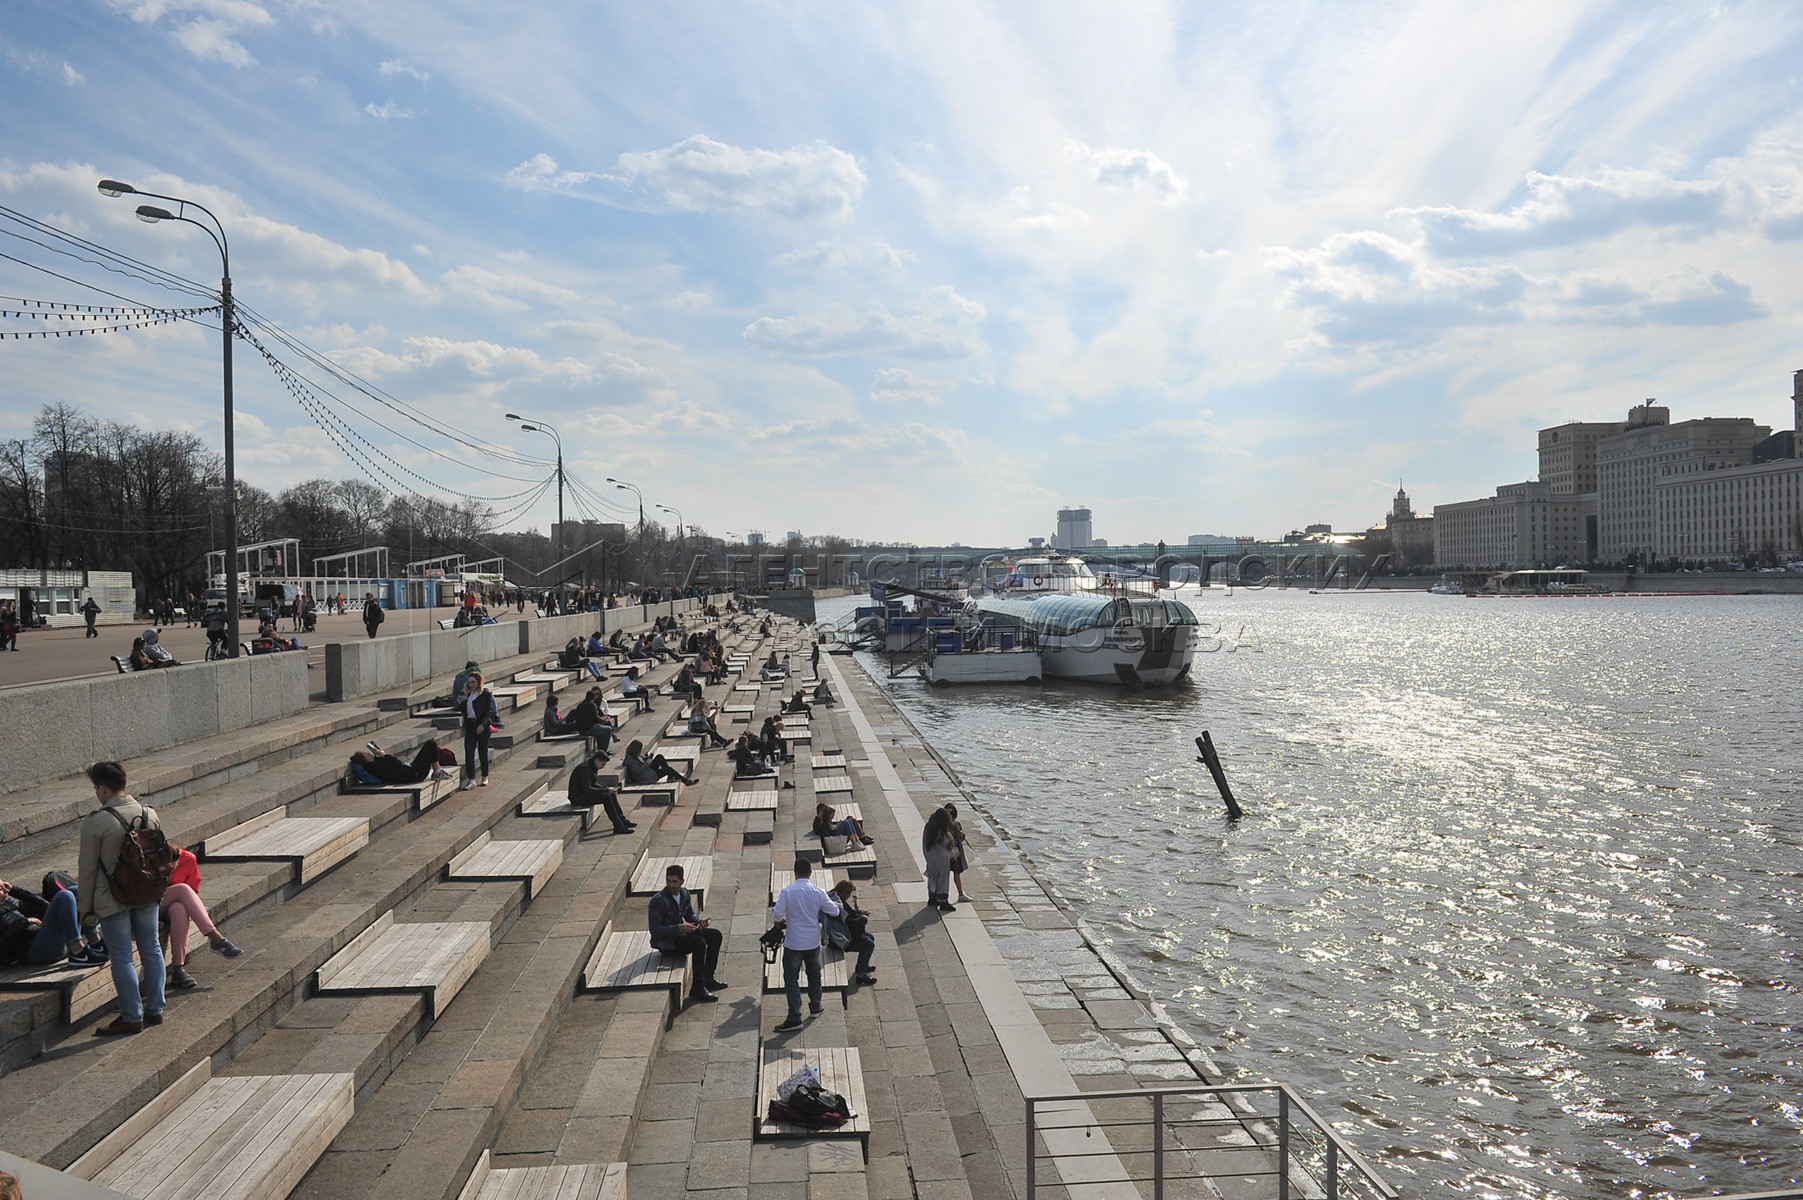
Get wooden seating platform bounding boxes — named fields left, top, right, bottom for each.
left=814, top=776, right=854, bottom=794
left=662, top=721, right=701, bottom=740
left=580, top=921, right=689, bottom=1026
left=811, top=753, right=847, bottom=770
left=315, top=912, right=491, bottom=1018
left=446, top=831, right=564, bottom=898
left=71, top=1061, right=354, bottom=1200
left=201, top=809, right=370, bottom=885
left=723, top=703, right=755, bottom=717
left=621, top=780, right=684, bottom=807
left=756, top=1047, right=870, bottom=1156
left=627, top=854, right=712, bottom=906
left=518, top=781, right=595, bottom=832
left=458, top=1151, right=626, bottom=1200
left=0, top=952, right=132, bottom=1024
left=726, top=790, right=778, bottom=812
left=344, top=772, right=456, bottom=812
left=762, top=944, right=849, bottom=1005
left=658, top=746, right=701, bottom=773
left=489, top=683, right=541, bottom=709
left=732, top=683, right=761, bottom=692
left=769, top=867, right=836, bottom=903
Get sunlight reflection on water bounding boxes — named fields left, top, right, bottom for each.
left=824, top=590, right=1803, bottom=1198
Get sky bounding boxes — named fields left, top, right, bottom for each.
left=3, top=0, right=1802, bottom=548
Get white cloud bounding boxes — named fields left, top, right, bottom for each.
left=777, top=239, right=913, bottom=270
left=745, top=288, right=986, bottom=361
left=870, top=367, right=954, bottom=407
left=1004, top=186, right=1091, bottom=232
left=363, top=100, right=413, bottom=121
left=1064, top=140, right=1189, bottom=202
left=504, top=153, right=596, bottom=193
left=441, top=264, right=583, bottom=313
left=610, top=135, right=865, bottom=219
left=1397, top=168, right=1730, bottom=255
left=107, top=0, right=275, bottom=67
left=379, top=58, right=430, bottom=82
left=62, top=63, right=85, bottom=86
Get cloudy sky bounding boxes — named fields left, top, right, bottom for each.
left=3, top=1, right=1802, bottom=547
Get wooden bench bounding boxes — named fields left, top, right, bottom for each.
left=0, top=952, right=132, bottom=1025
left=627, top=854, right=711, bottom=907
left=814, top=776, right=853, bottom=795
left=315, top=912, right=491, bottom=1018
left=110, top=654, right=136, bottom=673
left=810, top=753, right=847, bottom=770
left=723, top=703, right=756, bottom=719
left=732, top=682, right=761, bottom=692
left=458, top=1151, right=625, bottom=1200
left=755, top=1047, right=870, bottom=1157
left=344, top=771, right=456, bottom=812
left=580, top=920, right=689, bottom=1027
left=518, top=780, right=596, bottom=833
left=726, top=789, right=778, bottom=812
left=816, top=813, right=876, bottom=879
left=489, top=683, right=540, bottom=710
left=762, top=944, right=849, bottom=1006
left=201, top=808, right=370, bottom=884
left=71, top=1060, right=354, bottom=1200
left=446, top=831, right=564, bottom=898
left=657, top=746, right=700, bottom=774
left=621, top=780, right=684, bottom=807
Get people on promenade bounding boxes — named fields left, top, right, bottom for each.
left=568, top=747, right=634, bottom=835
left=759, top=716, right=792, bottom=764
left=944, top=803, right=972, bottom=903
left=782, top=690, right=813, bottom=718
left=813, top=681, right=835, bottom=707
left=565, top=687, right=617, bottom=756
left=81, top=595, right=102, bottom=638
left=922, top=807, right=957, bottom=913
left=136, top=627, right=180, bottom=668
left=648, top=864, right=723, bottom=1005
left=686, top=698, right=730, bottom=749
left=773, top=857, right=839, bottom=1032
left=811, top=642, right=821, bottom=675
left=671, top=665, right=702, bottom=705
left=449, top=660, right=481, bottom=708
left=729, top=734, right=776, bottom=780
left=0, top=602, right=19, bottom=652
left=0, top=875, right=107, bottom=967
left=348, top=739, right=449, bottom=785
left=813, top=803, right=874, bottom=848
left=159, top=846, right=242, bottom=989
left=362, top=592, right=384, bottom=639
left=77, top=761, right=167, bottom=1035
left=623, top=740, right=696, bottom=787
left=829, top=879, right=878, bottom=986
left=459, top=672, right=495, bottom=789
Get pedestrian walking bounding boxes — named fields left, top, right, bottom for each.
left=362, top=592, right=384, bottom=639
left=81, top=595, right=102, bottom=638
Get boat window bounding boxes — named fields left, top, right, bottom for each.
left=1163, top=601, right=1198, bottom=625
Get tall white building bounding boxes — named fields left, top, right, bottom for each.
left=1595, top=403, right=1770, bottom=562
left=1433, top=481, right=1588, bottom=569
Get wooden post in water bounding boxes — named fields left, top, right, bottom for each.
left=1194, top=731, right=1243, bottom=819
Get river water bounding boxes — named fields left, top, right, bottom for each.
left=819, top=589, right=1801, bottom=1199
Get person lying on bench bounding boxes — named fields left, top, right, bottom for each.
left=686, top=698, right=730, bottom=749
left=623, top=739, right=696, bottom=787
left=349, top=739, right=450, bottom=785
left=619, top=668, right=655, bottom=714
left=813, top=802, right=875, bottom=846
left=0, top=875, right=109, bottom=968
left=568, top=747, right=634, bottom=834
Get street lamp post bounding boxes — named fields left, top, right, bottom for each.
left=505, top=413, right=564, bottom=594
left=656, top=503, right=684, bottom=591
left=99, top=179, right=242, bottom=657
left=607, top=477, right=643, bottom=592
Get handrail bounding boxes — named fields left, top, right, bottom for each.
left=1026, top=1082, right=1398, bottom=1200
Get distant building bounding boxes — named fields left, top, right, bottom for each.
left=1025, top=537, right=1047, bottom=550
left=552, top=520, right=627, bottom=549
left=1053, top=507, right=1093, bottom=550
left=1186, top=534, right=1237, bottom=548
left=1596, top=402, right=1769, bottom=562
left=1434, top=481, right=1589, bottom=569
left=746, top=532, right=766, bottom=547
left=1382, top=485, right=1435, bottom=567
left=1538, top=420, right=1625, bottom=495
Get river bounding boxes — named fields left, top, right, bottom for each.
left=819, top=589, right=1801, bottom=1199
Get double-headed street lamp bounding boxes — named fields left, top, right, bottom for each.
left=607, top=477, right=644, bottom=586
left=99, top=178, right=242, bottom=657
left=657, top=503, right=684, bottom=589
left=505, top=413, right=564, bottom=578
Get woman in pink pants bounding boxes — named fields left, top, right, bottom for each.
left=160, top=847, right=243, bottom=989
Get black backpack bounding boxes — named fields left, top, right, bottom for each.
left=768, top=1081, right=851, bottom=1127
left=103, top=806, right=177, bottom=907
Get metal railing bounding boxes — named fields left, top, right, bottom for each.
left=1026, top=1083, right=1398, bottom=1200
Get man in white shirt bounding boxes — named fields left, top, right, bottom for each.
left=772, top=857, right=839, bottom=1032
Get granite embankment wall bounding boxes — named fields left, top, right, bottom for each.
left=323, top=596, right=726, bottom=703
left=0, top=651, right=310, bottom=796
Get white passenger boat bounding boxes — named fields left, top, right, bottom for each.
left=967, top=592, right=1198, bottom=685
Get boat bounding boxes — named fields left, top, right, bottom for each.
left=1482, top=568, right=1610, bottom=595
left=985, top=554, right=1105, bottom=594
left=1427, top=576, right=1464, bottom=595
left=967, top=591, right=1198, bottom=685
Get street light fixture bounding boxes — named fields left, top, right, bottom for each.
left=505, top=413, right=565, bottom=588
left=657, top=503, right=685, bottom=590
left=607, top=477, right=644, bottom=589
left=99, top=178, right=243, bottom=657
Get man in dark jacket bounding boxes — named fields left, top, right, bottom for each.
left=568, top=749, right=634, bottom=835
left=362, top=593, right=385, bottom=639
left=566, top=688, right=616, bottom=755
left=647, top=864, right=723, bottom=1005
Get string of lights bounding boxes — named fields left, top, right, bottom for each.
left=0, top=308, right=220, bottom=339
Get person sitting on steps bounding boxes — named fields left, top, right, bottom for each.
left=813, top=802, right=875, bottom=847
left=568, top=747, right=635, bottom=835
left=782, top=689, right=813, bottom=718
left=622, top=739, right=696, bottom=787
left=686, top=698, right=730, bottom=749
left=647, top=864, right=724, bottom=1005
left=830, top=879, right=879, bottom=986
left=159, top=845, right=243, bottom=989
left=619, top=667, right=655, bottom=714
left=564, top=687, right=617, bottom=756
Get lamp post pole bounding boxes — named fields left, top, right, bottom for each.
left=607, top=477, right=643, bottom=593
left=505, top=414, right=564, bottom=596
left=657, top=504, right=684, bottom=592
left=99, top=179, right=241, bottom=657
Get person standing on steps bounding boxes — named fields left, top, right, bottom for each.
left=76, top=760, right=167, bottom=1036
left=81, top=595, right=102, bottom=638
left=648, top=864, right=724, bottom=1006
left=772, top=857, right=839, bottom=1032
left=362, top=592, right=385, bottom=639
left=922, top=807, right=957, bottom=913
left=458, top=672, right=495, bottom=789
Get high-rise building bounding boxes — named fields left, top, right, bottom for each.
left=1433, top=481, right=1588, bottom=568
left=1538, top=420, right=1626, bottom=494
left=1596, top=403, right=1769, bottom=561
left=1053, top=507, right=1093, bottom=550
